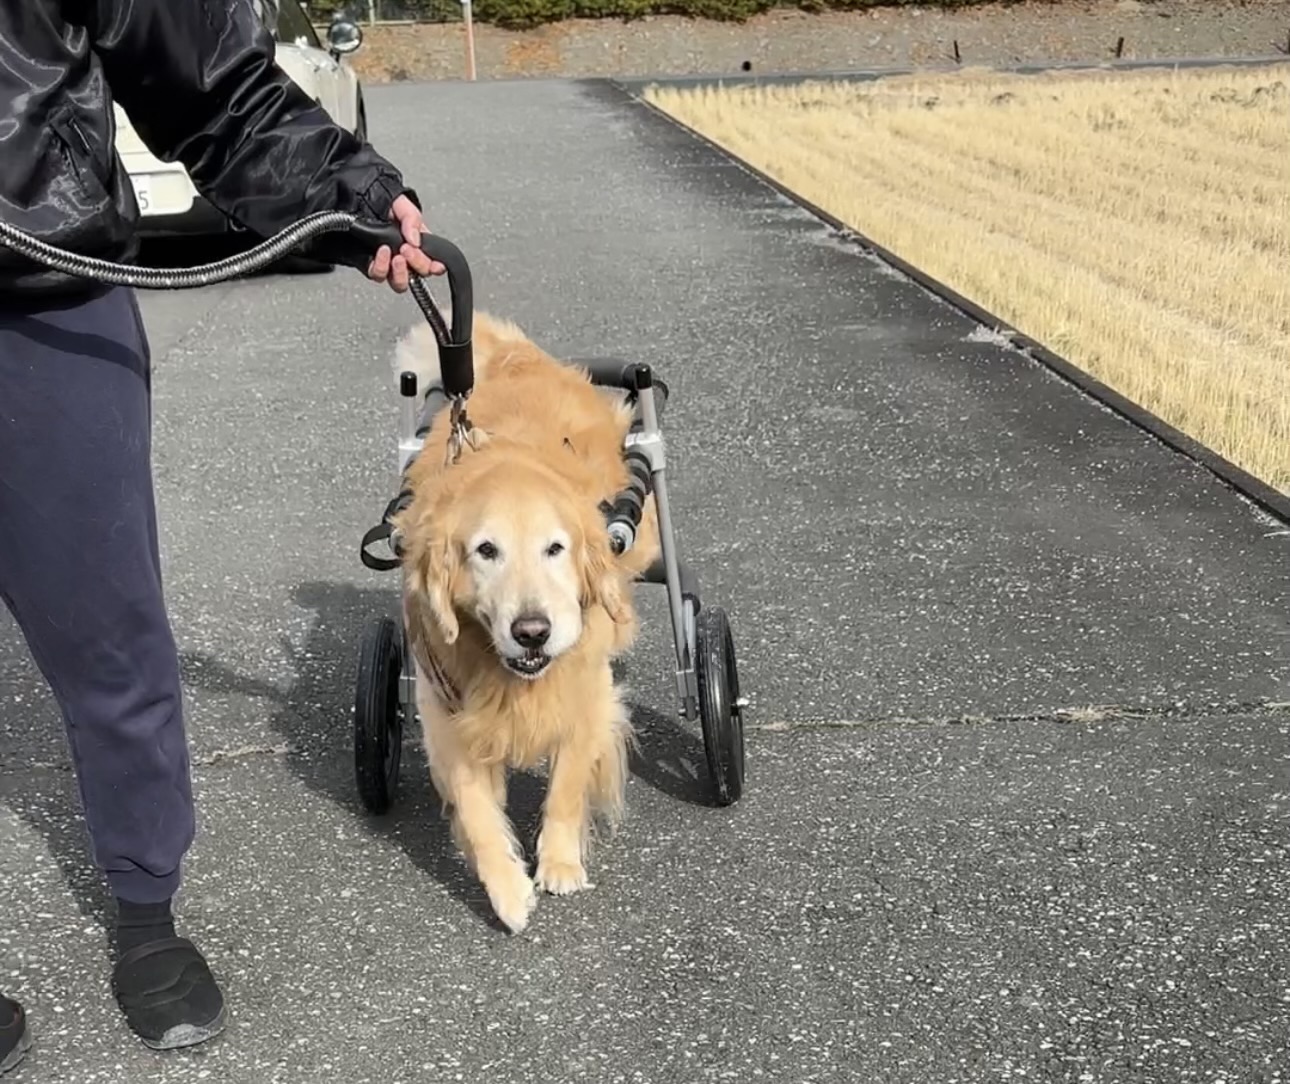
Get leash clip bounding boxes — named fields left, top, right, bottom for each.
left=446, top=396, right=479, bottom=465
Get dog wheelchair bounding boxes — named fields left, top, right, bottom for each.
left=352, top=232, right=748, bottom=812
left=0, top=208, right=745, bottom=804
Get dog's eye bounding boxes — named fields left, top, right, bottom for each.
left=475, top=541, right=499, bottom=560
left=546, top=541, right=565, bottom=558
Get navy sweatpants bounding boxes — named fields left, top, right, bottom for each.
left=0, top=285, right=192, bottom=904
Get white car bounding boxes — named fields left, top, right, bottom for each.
left=113, top=0, right=368, bottom=249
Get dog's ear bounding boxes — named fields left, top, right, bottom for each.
left=578, top=516, right=631, bottom=625
left=421, top=537, right=462, bottom=644
left=394, top=506, right=462, bottom=645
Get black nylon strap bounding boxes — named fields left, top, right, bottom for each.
left=359, top=491, right=411, bottom=572
left=360, top=522, right=400, bottom=572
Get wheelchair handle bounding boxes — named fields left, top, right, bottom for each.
left=348, top=219, right=475, bottom=398
left=347, top=220, right=474, bottom=344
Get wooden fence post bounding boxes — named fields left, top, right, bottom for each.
left=462, top=0, right=477, bottom=81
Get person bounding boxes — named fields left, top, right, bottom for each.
left=0, top=0, right=445, bottom=1070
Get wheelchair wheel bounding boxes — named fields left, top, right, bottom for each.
left=354, top=615, right=404, bottom=814
left=695, top=605, right=746, bottom=806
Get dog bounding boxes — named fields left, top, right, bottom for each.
left=389, top=309, right=660, bottom=933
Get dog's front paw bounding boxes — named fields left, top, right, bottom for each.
left=535, top=857, right=592, bottom=896
left=485, top=864, right=538, bottom=933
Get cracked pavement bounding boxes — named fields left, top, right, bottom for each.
left=2, top=78, right=1289, bottom=1083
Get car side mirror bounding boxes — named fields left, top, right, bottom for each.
left=327, top=19, right=363, bottom=57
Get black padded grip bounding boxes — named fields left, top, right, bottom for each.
left=624, top=446, right=652, bottom=476
left=571, top=357, right=670, bottom=418
left=608, top=450, right=653, bottom=530
left=611, top=489, right=644, bottom=522
left=574, top=357, right=639, bottom=390
left=437, top=341, right=473, bottom=400
left=345, top=221, right=474, bottom=344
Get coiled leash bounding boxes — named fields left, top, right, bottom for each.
left=0, top=209, right=477, bottom=464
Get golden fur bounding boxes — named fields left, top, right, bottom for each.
left=389, top=310, right=660, bottom=932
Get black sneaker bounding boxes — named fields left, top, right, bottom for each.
left=112, top=938, right=227, bottom=1051
left=0, top=996, right=32, bottom=1076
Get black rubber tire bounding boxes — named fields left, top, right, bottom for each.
left=695, top=606, right=746, bottom=806
left=354, top=615, right=404, bottom=814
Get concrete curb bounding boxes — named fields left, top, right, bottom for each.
left=615, top=51, right=1290, bottom=91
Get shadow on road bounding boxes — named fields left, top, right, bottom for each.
left=0, top=668, right=115, bottom=930
left=177, top=580, right=713, bottom=932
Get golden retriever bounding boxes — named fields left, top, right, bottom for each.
left=388, top=310, right=660, bottom=933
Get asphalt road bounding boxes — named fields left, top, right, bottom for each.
left=2, top=78, right=1289, bottom=1084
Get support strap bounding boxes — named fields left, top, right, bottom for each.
left=359, top=491, right=411, bottom=572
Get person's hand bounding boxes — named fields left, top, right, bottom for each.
left=367, top=194, right=445, bottom=292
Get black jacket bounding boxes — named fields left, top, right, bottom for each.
left=0, top=0, right=418, bottom=297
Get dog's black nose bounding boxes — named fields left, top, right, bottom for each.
left=511, top=613, right=551, bottom=649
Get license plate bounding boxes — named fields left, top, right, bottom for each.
left=130, top=173, right=156, bottom=214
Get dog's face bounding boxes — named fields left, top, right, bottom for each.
left=399, top=442, right=630, bottom=680
left=458, top=480, right=588, bottom=679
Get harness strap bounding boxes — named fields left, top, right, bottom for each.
left=359, top=491, right=413, bottom=572
left=359, top=522, right=400, bottom=572
left=415, top=639, right=463, bottom=712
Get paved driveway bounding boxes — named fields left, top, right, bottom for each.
left=2, top=78, right=1288, bottom=1083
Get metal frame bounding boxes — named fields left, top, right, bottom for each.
left=395, top=377, right=424, bottom=731
left=372, top=356, right=704, bottom=727
left=625, top=377, right=700, bottom=722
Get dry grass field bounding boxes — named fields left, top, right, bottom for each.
left=645, top=65, right=1290, bottom=494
